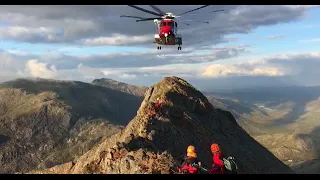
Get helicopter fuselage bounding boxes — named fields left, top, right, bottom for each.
left=154, top=19, right=182, bottom=50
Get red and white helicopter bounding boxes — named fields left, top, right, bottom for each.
left=120, top=5, right=224, bottom=50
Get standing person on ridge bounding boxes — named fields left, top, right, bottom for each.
left=155, top=97, right=162, bottom=114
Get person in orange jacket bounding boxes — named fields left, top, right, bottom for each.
left=209, top=143, right=226, bottom=174
left=180, top=145, right=202, bottom=174
left=155, top=97, right=163, bottom=114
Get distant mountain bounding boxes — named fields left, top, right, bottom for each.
left=92, top=78, right=148, bottom=97
left=0, top=78, right=144, bottom=173
left=206, top=95, right=279, bottom=136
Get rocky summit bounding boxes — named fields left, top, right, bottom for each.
left=28, top=76, right=294, bottom=174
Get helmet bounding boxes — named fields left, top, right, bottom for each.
left=210, top=143, right=220, bottom=153
left=187, top=145, right=195, bottom=153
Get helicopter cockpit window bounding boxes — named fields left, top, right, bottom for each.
left=161, top=22, right=166, bottom=27
left=168, top=22, right=174, bottom=28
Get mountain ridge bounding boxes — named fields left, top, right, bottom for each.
left=28, top=76, right=293, bottom=174
left=91, top=78, right=148, bottom=97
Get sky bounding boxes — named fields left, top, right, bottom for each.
left=0, top=5, right=320, bottom=90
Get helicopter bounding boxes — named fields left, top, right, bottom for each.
left=120, top=5, right=224, bottom=50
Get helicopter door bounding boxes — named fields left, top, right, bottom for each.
left=167, top=21, right=174, bottom=35
left=174, top=22, right=178, bottom=34
left=159, top=21, right=166, bottom=32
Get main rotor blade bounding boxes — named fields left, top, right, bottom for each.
left=184, top=20, right=209, bottom=24
left=136, top=18, right=162, bottom=22
left=149, top=5, right=166, bottom=16
left=183, top=9, right=225, bottom=16
left=177, top=5, right=210, bottom=16
left=211, top=9, right=225, bottom=13
left=175, top=20, right=190, bottom=26
left=120, top=15, right=144, bottom=19
left=128, top=5, right=163, bottom=17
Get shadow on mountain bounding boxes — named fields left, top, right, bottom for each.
left=218, top=98, right=269, bottom=116
left=218, top=99, right=254, bottom=113
left=291, top=158, right=320, bottom=174
left=310, top=126, right=320, bottom=139
left=0, top=78, right=144, bottom=126
left=206, top=96, right=268, bottom=120
left=211, top=86, right=320, bottom=128
left=0, top=135, right=9, bottom=145
left=266, top=94, right=319, bottom=128
left=291, top=126, right=320, bottom=173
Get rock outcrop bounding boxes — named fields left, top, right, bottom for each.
left=29, top=77, right=294, bottom=174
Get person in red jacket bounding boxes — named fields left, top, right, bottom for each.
left=209, top=143, right=226, bottom=174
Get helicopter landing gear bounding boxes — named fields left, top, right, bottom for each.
left=178, top=46, right=181, bottom=50
left=157, top=46, right=162, bottom=50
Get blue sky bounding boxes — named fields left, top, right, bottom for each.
left=220, top=8, right=320, bottom=56
left=0, top=5, right=319, bottom=89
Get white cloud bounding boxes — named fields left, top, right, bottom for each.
left=0, top=26, right=60, bottom=42
left=76, top=64, right=137, bottom=80
left=201, top=64, right=285, bottom=78
left=1, top=47, right=320, bottom=89
left=77, top=63, right=104, bottom=77
left=120, top=73, right=137, bottom=79
left=25, top=59, right=57, bottom=79
left=0, top=51, right=27, bottom=82
left=266, top=51, right=320, bottom=61
left=100, top=63, right=202, bottom=78
left=223, top=36, right=238, bottom=42
left=82, top=34, right=151, bottom=46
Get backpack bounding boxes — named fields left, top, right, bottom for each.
left=222, top=156, right=238, bottom=174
